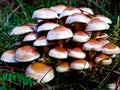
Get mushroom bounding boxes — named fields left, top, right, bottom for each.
left=82, top=39, right=102, bottom=63
left=25, top=62, right=54, bottom=83
left=36, top=22, right=60, bottom=32
left=70, top=59, right=90, bottom=70
left=23, top=32, right=38, bottom=42
left=95, top=54, right=112, bottom=65
left=66, top=13, right=91, bottom=31
left=85, top=19, right=110, bottom=39
left=78, top=7, right=94, bottom=15
left=1, top=49, right=17, bottom=63
left=108, top=82, right=120, bottom=90
left=73, top=31, right=90, bottom=47
left=59, top=7, right=81, bottom=25
left=102, top=43, right=120, bottom=55
left=50, top=4, right=67, bottom=15
left=96, top=38, right=110, bottom=47
left=56, top=62, right=70, bottom=73
left=32, top=8, right=58, bottom=23
left=68, top=47, right=86, bottom=59
left=33, top=36, right=55, bottom=57
left=48, top=47, right=68, bottom=59
left=47, top=26, right=73, bottom=47
left=10, top=24, right=34, bottom=36
left=15, top=45, right=40, bottom=62
left=95, top=15, right=112, bottom=24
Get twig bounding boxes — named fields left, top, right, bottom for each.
left=98, top=63, right=118, bottom=88
left=0, top=65, right=24, bottom=72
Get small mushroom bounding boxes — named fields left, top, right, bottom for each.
left=95, top=54, right=112, bottom=65
left=32, top=8, right=58, bottom=23
left=102, top=43, right=120, bottom=55
left=68, top=47, right=86, bottom=59
left=25, top=61, right=54, bottom=83
left=15, top=45, right=40, bottom=62
left=59, top=7, right=81, bottom=25
left=33, top=36, right=54, bottom=57
left=70, top=59, right=90, bottom=70
left=56, top=62, right=70, bottom=73
left=47, top=26, right=73, bottom=47
left=48, top=47, right=68, bottom=59
left=85, top=19, right=110, bottom=39
left=1, top=49, right=17, bottom=63
left=82, top=39, right=102, bottom=62
left=66, top=13, right=91, bottom=31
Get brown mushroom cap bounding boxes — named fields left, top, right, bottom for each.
left=85, top=19, right=110, bottom=32
left=15, top=45, right=40, bottom=62
left=32, top=8, right=58, bottom=19
left=56, top=62, right=70, bottom=72
left=48, top=47, right=68, bottom=59
left=66, top=13, right=91, bottom=24
left=79, top=7, right=94, bottom=15
left=50, top=4, right=67, bottom=14
left=33, top=36, right=54, bottom=46
left=47, top=26, right=73, bottom=40
left=95, top=54, right=112, bottom=65
left=95, top=15, right=112, bottom=24
left=70, top=59, right=90, bottom=70
left=37, top=22, right=60, bottom=32
left=68, top=47, right=86, bottom=59
left=1, top=49, right=17, bottom=63
left=102, top=43, right=120, bottom=55
left=59, top=7, right=81, bottom=18
left=73, top=31, right=90, bottom=43
left=96, top=38, right=110, bottom=47
left=25, top=62, right=54, bottom=83
left=23, top=32, right=38, bottom=42
left=10, top=25, right=34, bottom=35
left=82, top=39, right=102, bottom=51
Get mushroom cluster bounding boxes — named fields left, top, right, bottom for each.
left=1, top=4, right=120, bottom=84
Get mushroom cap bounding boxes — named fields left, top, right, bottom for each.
left=68, top=47, right=86, bottom=59
left=95, top=15, right=112, bottom=24
left=56, top=62, right=70, bottom=72
left=25, top=62, right=54, bottom=83
left=33, top=36, right=54, bottom=46
left=50, top=4, right=67, bottom=14
left=73, top=31, right=90, bottom=43
left=10, top=25, right=34, bottom=35
left=47, top=26, right=73, bottom=40
left=1, top=49, right=17, bottom=63
left=79, top=7, right=94, bottom=15
left=70, top=59, right=90, bottom=70
left=102, top=43, right=120, bottom=55
left=15, top=45, right=40, bottom=62
left=48, top=47, right=68, bottom=59
left=66, top=13, right=91, bottom=24
left=37, top=22, right=60, bottom=32
left=59, top=7, right=81, bottom=18
left=95, top=54, right=112, bottom=65
left=96, top=38, right=110, bottom=46
left=85, top=19, right=110, bottom=32
left=23, top=32, right=38, bottom=42
left=108, top=82, right=120, bottom=90
left=32, top=8, right=58, bottom=19
left=82, top=39, right=102, bottom=51
left=96, top=32, right=108, bottom=39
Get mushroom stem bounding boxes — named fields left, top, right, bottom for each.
left=91, top=31, right=101, bottom=39
left=43, top=46, right=49, bottom=57
left=57, top=40, right=63, bottom=47
left=75, top=23, right=83, bottom=31
left=88, top=50, right=96, bottom=62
